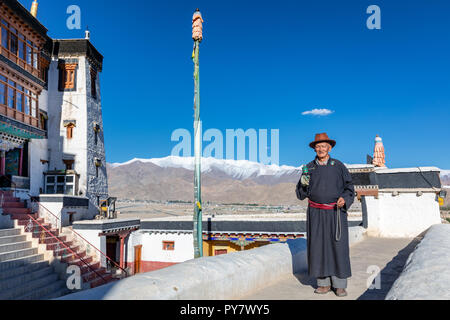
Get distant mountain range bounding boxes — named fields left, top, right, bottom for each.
left=107, top=157, right=302, bottom=205
left=441, top=170, right=450, bottom=186
left=107, top=156, right=450, bottom=205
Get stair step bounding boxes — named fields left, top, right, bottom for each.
left=64, top=255, right=93, bottom=266
left=46, top=240, right=73, bottom=250
left=0, top=241, right=32, bottom=254
left=61, top=252, right=91, bottom=264
left=0, top=197, right=20, bottom=202
left=1, top=202, right=25, bottom=208
left=2, top=208, right=31, bottom=215
left=0, top=266, right=54, bottom=291
left=31, top=228, right=59, bottom=238
left=39, top=235, right=67, bottom=244
left=0, top=273, right=61, bottom=300
left=0, top=260, right=50, bottom=281
left=0, top=247, right=39, bottom=262
left=90, top=273, right=114, bottom=288
left=17, top=217, right=44, bottom=226
left=16, top=280, right=68, bottom=300
left=53, top=246, right=81, bottom=258
left=82, top=268, right=107, bottom=282
left=80, top=262, right=101, bottom=274
left=0, top=253, right=45, bottom=271
left=0, top=234, right=26, bottom=245
left=40, top=287, right=71, bottom=300
left=0, top=229, right=21, bottom=238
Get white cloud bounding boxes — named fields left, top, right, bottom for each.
left=302, top=108, right=334, bottom=116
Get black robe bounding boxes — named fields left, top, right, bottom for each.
left=296, top=158, right=355, bottom=279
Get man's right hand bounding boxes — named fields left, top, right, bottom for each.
left=301, top=174, right=310, bottom=187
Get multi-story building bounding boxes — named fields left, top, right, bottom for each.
left=0, top=0, right=108, bottom=223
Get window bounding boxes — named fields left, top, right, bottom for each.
left=0, top=20, right=40, bottom=75
left=33, top=44, right=38, bottom=69
left=16, top=85, right=23, bottom=112
left=66, top=124, right=75, bottom=139
left=94, top=158, right=102, bottom=178
left=214, top=249, right=228, bottom=256
left=7, top=81, right=14, bottom=109
left=31, top=92, right=37, bottom=117
left=26, top=41, right=32, bottom=65
left=9, top=28, right=17, bottom=55
left=91, top=68, right=97, bottom=99
left=1, top=26, right=8, bottom=49
left=0, top=81, right=5, bottom=105
left=39, top=113, right=48, bottom=131
left=24, top=93, right=30, bottom=115
left=0, top=74, right=38, bottom=117
left=45, top=174, right=77, bottom=196
left=162, top=241, right=175, bottom=251
left=63, top=160, right=74, bottom=171
left=18, top=34, right=25, bottom=60
left=40, top=58, right=50, bottom=86
left=59, top=63, right=77, bottom=90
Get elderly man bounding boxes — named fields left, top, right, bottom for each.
left=296, top=133, right=355, bottom=297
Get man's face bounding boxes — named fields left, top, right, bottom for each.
left=315, top=142, right=332, bottom=159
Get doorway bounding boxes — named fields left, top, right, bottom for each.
left=106, top=236, right=119, bottom=269
left=134, top=245, right=142, bottom=274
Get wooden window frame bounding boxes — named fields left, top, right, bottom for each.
left=66, top=123, right=75, bottom=139
left=0, top=19, right=41, bottom=78
left=0, top=72, right=39, bottom=127
left=162, top=241, right=175, bottom=251
left=58, top=63, right=77, bottom=91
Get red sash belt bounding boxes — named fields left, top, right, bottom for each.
left=308, top=200, right=337, bottom=210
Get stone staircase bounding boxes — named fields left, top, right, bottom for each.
left=0, top=191, right=116, bottom=300
left=0, top=227, right=69, bottom=300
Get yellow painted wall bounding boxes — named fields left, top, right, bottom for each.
left=202, top=240, right=271, bottom=257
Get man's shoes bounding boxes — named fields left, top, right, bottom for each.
left=314, top=286, right=331, bottom=294
left=334, top=288, right=348, bottom=297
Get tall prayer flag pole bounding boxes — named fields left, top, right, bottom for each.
left=192, top=9, right=204, bottom=258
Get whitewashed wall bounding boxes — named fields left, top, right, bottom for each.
left=38, top=198, right=88, bottom=228
left=29, top=139, right=48, bottom=197
left=365, top=191, right=441, bottom=238
left=46, top=54, right=108, bottom=219
left=71, top=228, right=107, bottom=266
left=126, top=231, right=194, bottom=264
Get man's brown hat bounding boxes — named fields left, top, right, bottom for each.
left=309, top=133, right=336, bottom=149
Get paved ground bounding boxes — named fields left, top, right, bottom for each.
left=242, top=236, right=422, bottom=300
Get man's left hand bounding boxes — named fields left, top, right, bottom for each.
left=337, top=197, right=346, bottom=208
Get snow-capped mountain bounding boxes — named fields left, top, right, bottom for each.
left=107, top=157, right=303, bottom=204
left=110, top=156, right=302, bottom=181
left=441, top=170, right=450, bottom=187
left=107, top=156, right=450, bottom=204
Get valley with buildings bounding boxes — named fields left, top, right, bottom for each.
left=108, top=157, right=450, bottom=224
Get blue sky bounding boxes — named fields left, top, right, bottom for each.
left=28, top=0, right=450, bottom=168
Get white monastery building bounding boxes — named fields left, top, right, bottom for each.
left=0, top=0, right=107, bottom=224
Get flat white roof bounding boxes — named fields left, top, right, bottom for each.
left=374, top=167, right=441, bottom=174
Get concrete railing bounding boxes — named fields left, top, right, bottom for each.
left=59, top=238, right=308, bottom=300
left=386, top=224, right=450, bottom=300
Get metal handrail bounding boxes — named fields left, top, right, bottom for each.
left=0, top=174, right=128, bottom=277
left=30, top=197, right=128, bottom=277
left=26, top=214, right=109, bottom=285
